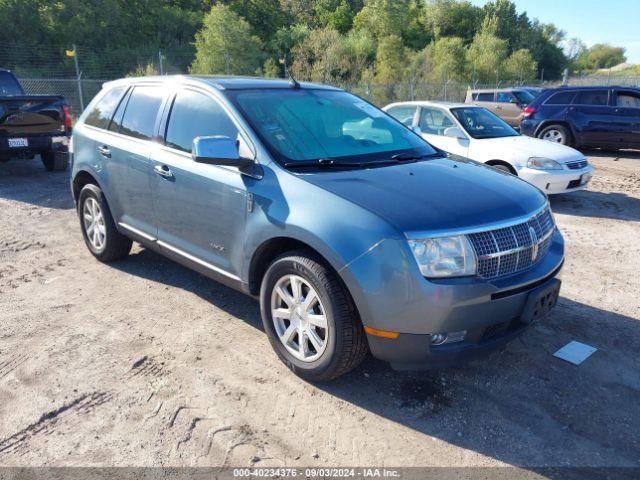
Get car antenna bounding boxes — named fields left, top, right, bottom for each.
left=288, top=73, right=300, bottom=89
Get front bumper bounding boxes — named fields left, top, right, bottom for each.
left=518, top=164, right=594, bottom=194
left=340, top=229, right=565, bottom=369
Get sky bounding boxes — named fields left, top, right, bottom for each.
left=470, top=0, right=640, bottom=64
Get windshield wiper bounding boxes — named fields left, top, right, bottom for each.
left=284, top=158, right=398, bottom=169
left=391, top=152, right=442, bottom=162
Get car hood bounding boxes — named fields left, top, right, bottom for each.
left=297, top=157, right=547, bottom=234
left=483, top=135, right=585, bottom=163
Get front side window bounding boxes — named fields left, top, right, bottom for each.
left=386, top=105, right=417, bottom=126
left=119, top=86, right=164, bottom=140
left=165, top=90, right=238, bottom=153
left=418, top=107, right=455, bottom=136
left=84, top=86, right=127, bottom=129
left=512, top=90, right=535, bottom=104
left=574, top=90, right=609, bottom=106
left=226, top=89, right=435, bottom=166
left=451, top=107, right=519, bottom=139
left=615, top=91, right=640, bottom=108
left=496, top=92, right=513, bottom=103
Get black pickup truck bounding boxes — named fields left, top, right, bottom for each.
left=0, top=69, right=71, bottom=171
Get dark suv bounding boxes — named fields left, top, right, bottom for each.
left=520, top=86, right=640, bottom=149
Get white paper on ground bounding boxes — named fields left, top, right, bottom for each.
left=553, top=341, right=597, bottom=365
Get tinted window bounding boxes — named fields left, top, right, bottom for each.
left=108, top=89, right=131, bottom=132
left=165, top=90, right=238, bottom=153
left=496, top=92, right=513, bottom=103
left=545, top=91, right=576, bottom=105
left=386, top=105, right=417, bottom=126
left=119, top=86, right=164, bottom=140
left=615, top=91, right=640, bottom=108
left=84, top=86, right=127, bottom=129
left=512, top=90, right=535, bottom=104
left=419, top=107, right=455, bottom=135
left=0, top=71, right=23, bottom=95
left=574, top=90, right=609, bottom=106
left=475, top=93, right=494, bottom=102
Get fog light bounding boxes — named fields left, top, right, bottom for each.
left=430, top=333, right=447, bottom=345
left=430, top=330, right=467, bottom=346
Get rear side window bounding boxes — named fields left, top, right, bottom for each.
left=84, top=86, right=127, bottom=129
left=386, top=105, right=417, bottom=126
left=119, top=86, right=164, bottom=140
left=165, top=90, right=238, bottom=153
left=574, top=90, right=609, bottom=106
left=615, top=91, right=640, bottom=108
left=496, top=92, right=513, bottom=103
left=545, top=91, right=576, bottom=105
left=474, top=93, right=494, bottom=102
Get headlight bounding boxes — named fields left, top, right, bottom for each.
left=527, top=157, right=563, bottom=170
left=408, top=235, right=477, bottom=278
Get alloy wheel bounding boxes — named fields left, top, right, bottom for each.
left=270, top=274, right=328, bottom=362
left=83, top=197, right=106, bottom=251
left=542, top=129, right=565, bottom=143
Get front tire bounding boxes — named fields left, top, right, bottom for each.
left=78, top=184, right=132, bottom=262
left=538, top=124, right=572, bottom=146
left=260, top=251, right=368, bottom=381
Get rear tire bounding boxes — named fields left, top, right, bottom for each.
left=78, top=184, right=132, bottom=262
left=538, top=124, right=572, bottom=146
left=41, top=151, right=69, bottom=171
left=260, top=250, right=368, bottom=381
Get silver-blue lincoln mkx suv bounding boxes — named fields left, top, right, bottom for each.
left=71, top=76, right=564, bottom=381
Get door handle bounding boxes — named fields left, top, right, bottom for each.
left=154, top=164, right=174, bottom=179
left=97, top=145, right=111, bottom=158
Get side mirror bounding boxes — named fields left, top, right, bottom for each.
left=192, top=136, right=255, bottom=168
left=443, top=127, right=467, bottom=140
left=411, top=125, right=422, bottom=135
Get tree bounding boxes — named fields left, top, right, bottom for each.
left=373, top=35, right=409, bottom=103
left=353, top=0, right=411, bottom=39
left=314, top=0, right=355, bottom=33
left=343, top=30, right=376, bottom=84
left=424, top=0, right=482, bottom=43
left=190, top=4, right=263, bottom=75
left=580, top=44, right=627, bottom=70
left=290, top=28, right=350, bottom=84
left=466, top=19, right=508, bottom=83
left=428, top=36, right=466, bottom=83
left=227, top=0, right=289, bottom=42
left=503, top=49, right=537, bottom=83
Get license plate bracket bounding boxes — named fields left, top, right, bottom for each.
left=521, top=279, right=561, bottom=325
left=8, top=137, right=28, bottom=148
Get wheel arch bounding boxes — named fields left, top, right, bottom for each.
left=534, top=120, right=576, bottom=144
left=72, top=169, right=102, bottom=203
left=486, top=159, right=518, bottom=175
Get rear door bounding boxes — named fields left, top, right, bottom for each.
left=568, top=89, right=616, bottom=146
left=100, top=84, right=166, bottom=238
left=495, top=91, right=522, bottom=127
left=613, top=89, right=640, bottom=147
left=150, top=87, right=251, bottom=279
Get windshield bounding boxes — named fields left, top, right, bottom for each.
left=512, top=90, right=535, bottom=104
left=450, top=107, right=519, bottom=139
left=226, top=89, right=436, bottom=166
left=0, top=72, right=23, bottom=95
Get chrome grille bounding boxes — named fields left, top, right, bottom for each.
left=468, top=207, right=555, bottom=279
left=566, top=159, right=588, bottom=170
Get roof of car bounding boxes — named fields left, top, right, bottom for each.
left=468, top=87, right=528, bottom=93
left=385, top=100, right=476, bottom=110
left=104, top=75, right=341, bottom=91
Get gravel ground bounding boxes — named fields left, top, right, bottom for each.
left=0, top=152, right=638, bottom=469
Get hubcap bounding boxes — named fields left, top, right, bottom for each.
left=83, top=197, right=106, bottom=251
left=271, top=274, right=328, bottom=362
left=542, top=129, right=565, bottom=143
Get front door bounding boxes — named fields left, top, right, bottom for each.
left=417, top=106, right=469, bottom=157
left=150, top=88, right=251, bottom=278
left=613, top=89, right=640, bottom=148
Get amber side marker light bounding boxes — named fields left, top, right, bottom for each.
left=364, top=326, right=400, bottom=339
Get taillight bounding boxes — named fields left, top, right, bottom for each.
left=523, top=106, right=536, bottom=118
left=63, top=105, right=73, bottom=131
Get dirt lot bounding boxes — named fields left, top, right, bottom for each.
left=0, top=152, right=638, bottom=469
